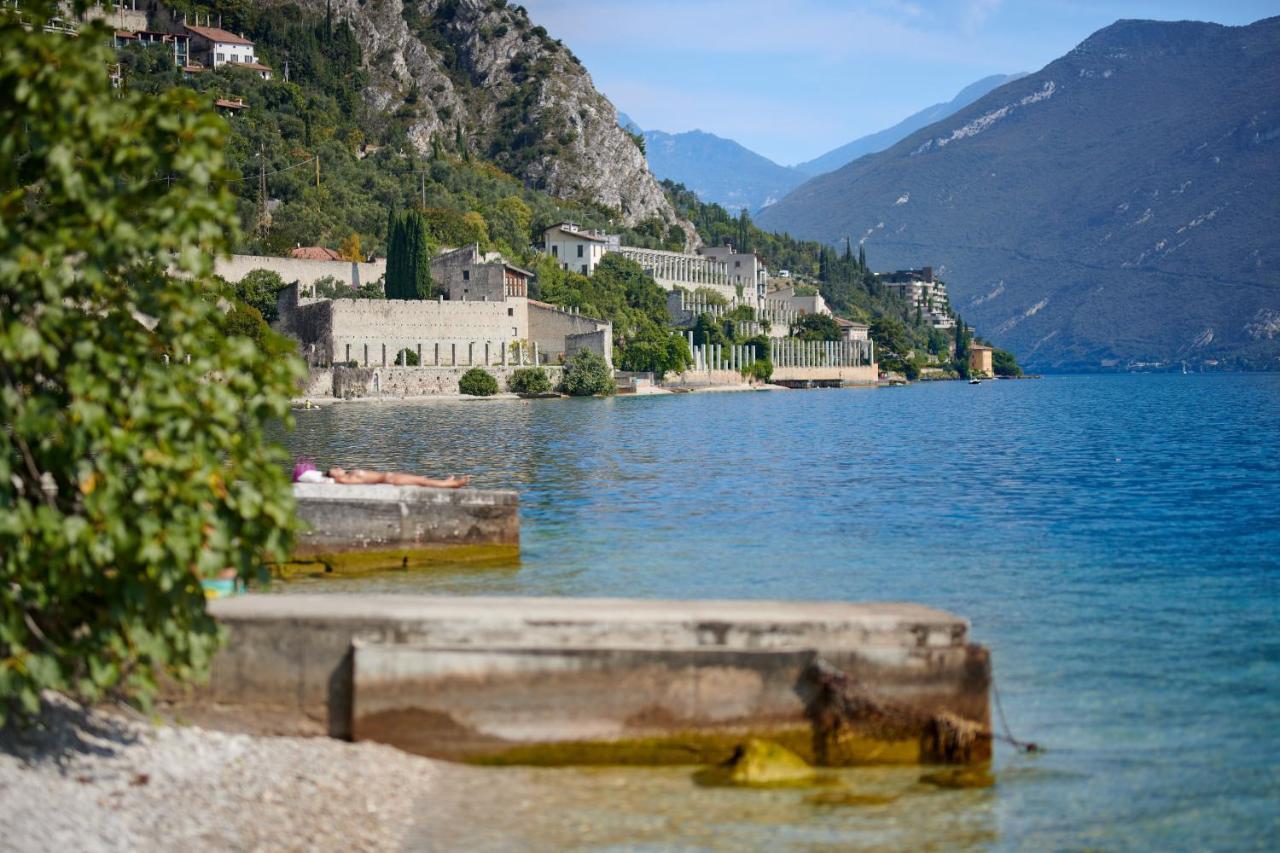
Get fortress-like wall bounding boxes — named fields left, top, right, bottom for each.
left=216, top=254, right=386, bottom=289
left=527, top=301, right=611, bottom=365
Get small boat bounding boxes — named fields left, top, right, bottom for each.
left=969, top=378, right=982, bottom=385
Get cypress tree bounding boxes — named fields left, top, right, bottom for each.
left=858, top=245, right=866, bottom=270
left=384, top=209, right=401, bottom=298
left=843, top=237, right=853, bottom=262
left=409, top=210, right=433, bottom=298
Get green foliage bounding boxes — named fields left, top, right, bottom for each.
left=692, top=313, right=729, bottom=347
left=312, top=275, right=384, bottom=300
left=617, top=328, right=692, bottom=377
left=954, top=317, right=972, bottom=378
left=870, top=316, right=912, bottom=374
left=0, top=7, right=302, bottom=722
left=395, top=348, right=420, bottom=366
left=993, top=349, right=1023, bottom=377
left=744, top=359, right=774, bottom=382
left=559, top=350, right=615, bottom=396
left=385, top=209, right=433, bottom=299
left=791, top=314, right=842, bottom=342
left=507, top=367, right=551, bottom=394
left=692, top=287, right=729, bottom=307
left=235, top=269, right=287, bottom=323
left=458, top=367, right=499, bottom=396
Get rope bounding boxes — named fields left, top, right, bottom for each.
left=992, top=680, right=1041, bottom=753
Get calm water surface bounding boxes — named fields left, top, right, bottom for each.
left=279, top=374, right=1280, bottom=850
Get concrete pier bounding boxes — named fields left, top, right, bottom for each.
left=284, top=484, right=519, bottom=576
left=179, top=596, right=991, bottom=767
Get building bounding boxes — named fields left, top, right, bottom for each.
left=767, top=285, right=829, bottom=319
left=969, top=343, right=994, bottom=377
left=834, top=316, right=870, bottom=343
left=614, top=246, right=735, bottom=300
left=878, top=266, right=955, bottom=329
left=113, top=29, right=191, bottom=67
left=184, top=23, right=271, bottom=78
left=431, top=244, right=531, bottom=303
left=542, top=222, right=614, bottom=276
left=697, top=245, right=768, bottom=300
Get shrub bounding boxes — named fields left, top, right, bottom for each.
left=559, top=350, right=615, bottom=396
left=744, top=359, right=774, bottom=383
left=0, top=10, right=302, bottom=722
left=395, top=348, right=420, bottom=366
left=459, top=367, right=499, bottom=396
left=235, top=268, right=287, bottom=323
left=508, top=366, right=551, bottom=394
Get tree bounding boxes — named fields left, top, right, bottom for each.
left=993, top=349, right=1023, bottom=377
left=384, top=210, right=432, bottom=299
left=235, top=269, right=287, bottom=323
left=338, top=232, right=362, bottom=261
left=0, top=5, right=302, bottom=721
left=792, top=313, right=843, bottom=342
left=560, top=350, right=615, bottom=396
left=618, top=326, right=691, bottom=377
left=394, top=348, right=420, bottom=366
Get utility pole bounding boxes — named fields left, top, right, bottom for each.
left=420, top=172, right=426, bottom=208
left=314, top=152, right=320, bottom=190
left=256, top=146, right=269, bottom=237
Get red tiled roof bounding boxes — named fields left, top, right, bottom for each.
left=240, top=61, right=272, bottom=72
left=289, top=246, right=343, bottom=261
left=185, top=25, right=254, bottom=46
left=214, top=98, right=247, bottom=110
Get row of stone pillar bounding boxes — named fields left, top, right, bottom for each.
left=341, top=341, right=541, bottom=368
left=684, top=332, right=757, bottom=372
left=772, top=339, right=871, bottom=368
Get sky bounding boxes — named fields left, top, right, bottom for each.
left=522, top=0, right=1280, bottom=166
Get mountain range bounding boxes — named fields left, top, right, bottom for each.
left=791, top=74, right=1026, bottom=176
left=618, top=75, right=1022, bottom=213
left=759, top=17, right=1280, bottom=371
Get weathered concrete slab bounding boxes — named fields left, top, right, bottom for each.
left=181, top=596, right=990, bottom=766
left=285, top=484, right=518, bottom=575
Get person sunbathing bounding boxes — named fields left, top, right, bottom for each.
left=294, top=460, right=469, bottom=488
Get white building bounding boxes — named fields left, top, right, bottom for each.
left=878, top=266, right=954, bottom=329
left=185, top=24, right=271, bottom=79
left=834, top=316, right=870, bottom=343
left=697, top=245, right=767, bottom=301
left=767, top=285, right=829, bottom=318
left=542, top=222, right=615, bottom=276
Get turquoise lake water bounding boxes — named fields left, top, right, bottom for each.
left=281, top=374, right=1280, bottom=849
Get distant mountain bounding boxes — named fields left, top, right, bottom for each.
left=758, top=17, right=1280, bottom=371
left=793, top=74, right=1026, bottom=176
left=618, top=117, right=806, bottom=213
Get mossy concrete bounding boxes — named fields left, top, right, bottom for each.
left=171, top=596, right=991, bottom=766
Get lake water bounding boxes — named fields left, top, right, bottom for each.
left=280, top=375, right=1280, bottom=849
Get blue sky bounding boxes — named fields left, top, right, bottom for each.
left=522, top=0, right=1279, bottom=165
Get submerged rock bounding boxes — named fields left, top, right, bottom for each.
left=919, top=767, right=996, bottom=789
left=693, top=739, right=819, bottom=787
left=805, top=790, right=900, bottom=807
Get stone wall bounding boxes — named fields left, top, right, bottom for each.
left=661, top=368, right=751, bottom=388
left=216, top=254, right=386, bottom=289
left=527, top=301, right=611, bottom=365
left=326, top=365, right=565, bottom=398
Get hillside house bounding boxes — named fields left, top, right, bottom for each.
left=184, top=24, right=271, bottom=78
left=879, top=267, right=955, bottom=329
left=431, top=244, right=531, bottom=302
left=542, top=222, right=614, bottom=276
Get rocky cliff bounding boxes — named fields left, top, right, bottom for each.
left=295, top=0, right=687, bottom=235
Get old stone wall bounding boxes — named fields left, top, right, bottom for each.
left=327, top=365, right=565, bottom=398
left=216, top=254, right=386, bottom=288
left=528, top=301, right=611, bottom=365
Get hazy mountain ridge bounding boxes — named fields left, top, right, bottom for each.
left=637, top=126, right=807, bottom=213
left=758, top=17, right=1280, bottom=370
left=793, top=73, right=1027, bottom=177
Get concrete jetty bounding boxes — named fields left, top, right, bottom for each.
left=178, top=596, right=991, bottom=766
left=283, top=484, right=519, bottom=576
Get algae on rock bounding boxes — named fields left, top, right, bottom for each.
left=693, top=739, right=821, bottom=788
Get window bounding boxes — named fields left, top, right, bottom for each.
left=551, top=245, right=558, bottom=258
left=462, top=270, right=470, bottom=281
left=512, top=327, right=518, bottom=337
left=577, top=244, right=584, bottom=258
left=508, top=307, right=514, bottom=317
left=734, top=260, right=741, bottom=267
left=216, top=52, right=225, bottom=63
left=580, top=264, right=588, bottom=274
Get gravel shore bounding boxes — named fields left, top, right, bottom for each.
left=0, top=694, right=452, bottom=852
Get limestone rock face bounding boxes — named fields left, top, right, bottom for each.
left=294, top=0, right=690, bottom=236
